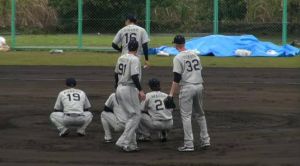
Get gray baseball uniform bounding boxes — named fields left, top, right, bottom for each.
left=138, top=91, right=173, bottom=138
left=113, top=24, right=149, bottom=57
left=50, top=88, right=93, bottom=134
left=101, top=93, right=127, bottom=141
left=114, top=53, right=142, bottom=149
left=173, top=50, right=210, bottom=148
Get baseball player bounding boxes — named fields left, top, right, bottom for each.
left=165, top=35, right=210, bottom=152
left=101, top=93, right=127, bottom=143
left=0, top=36, right=10, bottom=52
left=112, top=14, right=150, bottom=68
left=50, top=78, right=93, bottom=137
left=114, top=39, right=145, bottom=152
left=137, top=78, right=173, bottom=142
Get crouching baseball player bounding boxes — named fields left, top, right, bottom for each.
left=114, top=39, right=145, bottom=152
left=50, top=78, right=93, bottom=137
left=137, top=78, right=173, bottom=142
left=0, top=36, right=10, bottom=52
left=101, top=93, right=127, bottom=143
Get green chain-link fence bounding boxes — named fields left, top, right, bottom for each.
left=0, top=0, right=299, bottom=51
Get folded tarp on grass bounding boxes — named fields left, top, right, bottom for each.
left=149, top=35, right=300, bottom=57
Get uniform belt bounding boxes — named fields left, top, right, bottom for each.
left=65, top=113, right=83, bottom=117
left=119, top=83, right=135, bottom=87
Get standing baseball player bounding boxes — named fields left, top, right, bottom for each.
left=101, top=93, right=127, bottom=143
left=0, top=36, right=10, bottom=52
left=137, top=78, right=173, bottom=142
left=112, top=14, right=150, bottom=68
left=114, top=39, right=145, bottom=152
left=50, top=78, right=93, bottom=137
left=165, top=35, right=210, bottom=152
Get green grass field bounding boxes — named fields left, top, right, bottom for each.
left=2, top=34, right=298, bottom=48
left=1, top=51, right=299, bottom=68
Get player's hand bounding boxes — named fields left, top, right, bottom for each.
left=143, top=60, right=150, bottom=69
left=164, top=96, right=176, bottom=109
left=138, top=90, right=146, bottom=101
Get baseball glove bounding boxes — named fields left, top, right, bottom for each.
left=164, top=96, right=176, bottom=109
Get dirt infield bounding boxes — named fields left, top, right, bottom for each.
left=0, top=66, right=299, bottom=166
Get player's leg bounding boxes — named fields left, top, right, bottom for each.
left=101, top=111, right=124, bottom=142
left=76, top=111, right=93, bottom=136
left=49, top=112, right=69, bottom=136
left=153, top=120, right=173, bottom=142
left=178, top=85, right=195, bottom=151
left=193, top=84, right=210, bottom=148
left=137, top=113, right=153, bottom=141
left=115, top=86, right=141, bottom=151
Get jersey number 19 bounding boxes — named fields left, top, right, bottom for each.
left=67, top=93, right=80, bottom=101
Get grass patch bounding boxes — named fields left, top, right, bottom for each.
left=0, top=51, right=299, bottom=68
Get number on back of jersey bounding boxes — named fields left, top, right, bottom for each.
left=155, top=99, right=164, bottom=111
left=118, top=63, right=127, bottom=75
left=67, top=93, right=80, bottom=101
left=185, top=59, right=200, bottom=72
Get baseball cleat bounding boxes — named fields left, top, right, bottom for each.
left=122, top=146, right=140, bottom=152
left=177, top=146, right=195, bottom=152
left=160, top=131, right=168, bottom=142
left=104, top=139, right=113, bottom=143
left=200, top=142, right=210, bottom=150
left=76, top=130, right=86, bottom=137
left=137, top=135, right=151, bottom=142
left=59, top=128, right=70, bottom=137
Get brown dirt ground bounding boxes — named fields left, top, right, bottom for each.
left=0, top=66, right=299, bottom=166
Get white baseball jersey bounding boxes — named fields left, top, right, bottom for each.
left=105, top=93, right=127, bottom=123
left=142, top=91, right=173, bottom=121
left=0, top=36, right=6, bottom=47
left=54, top=88, right=91, bottom=114
left=115, top=53, right=141, bottom=85
left=173, top=50, right=203, bottom=85
left=113, top=24, right=150, bottom=57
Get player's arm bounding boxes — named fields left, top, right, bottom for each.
left=83, top=94, right=92, bottom=111
left=131, top=59, right=146, bottom=100
left=169, top=72, right=181, bottom=97
left=142, top=42, right=149, bottom=65
left=112, top=31, right=122, bottom=52
left=112, top=43, right=122, bottom=52
left=54, top=93, right=63, bottom=112
left=114, top=72, right=119, bottom=89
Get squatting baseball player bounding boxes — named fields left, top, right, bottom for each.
left=50, top=78, right=93, bottom=137
left=165, top=35, right=210, bottom=152
left=112, top=14, right=150, bottom=68
left=137, top=78, right=173, bottom=142
left=101, top=93, right=127, bottom=143
left=114, top=39, right=145, bottom=152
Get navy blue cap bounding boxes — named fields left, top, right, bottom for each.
left=148, top=78, right=160, bottom=91
left=66, top=77, right=76, bottom=87
left=125, top=14, right=137, bottom=23
left=173, top=35, right=185, bottom=44
left=128, top=39, right=139, bottom=51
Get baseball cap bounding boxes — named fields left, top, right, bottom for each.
left=128, top=39, right=139, bottom=51
left=66, top=77, right=77, bottom=87
left=148, top=78, right=160, bottom=91
left=173, top=35, right=185, bottom=44
left=125, top=14, right=137, bottom=23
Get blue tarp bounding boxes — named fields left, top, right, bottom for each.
left=149, top=35, right=300, bottom=57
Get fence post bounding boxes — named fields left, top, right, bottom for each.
left=282, top=0, right=287, bottom=45
left=78, top=0, right=83, bottom=48
left=213, top=0, right=219, bottom=34
left=145, top=0, right=151, bottom=35
left=11, top=0, right=16, bottom=48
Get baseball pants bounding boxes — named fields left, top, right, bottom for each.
left=115, top=85, right=141, bottom=149
left=101, top=111, right=125, bottom=140
left=138, top=113, right=173, bottom=138
left=50, top=112, right=93, bottom=132
left=179, top=83, right=210, bottom=147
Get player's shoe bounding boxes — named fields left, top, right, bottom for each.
left=76, top=129, right=86, bottom=137
left=122, top=145, right=140, bottom=152
left=177, top=146, right=195, bottom=152
left=137, top=135, right=151, bottom=142
left=159, top=130, right=168, bottom=142
left=104, top=139, right=113, bottom=143
left=200, top=142, right=210, bottom=150
left=59, top=128, right=70, bottom=137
